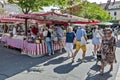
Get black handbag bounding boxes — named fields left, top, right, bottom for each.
left=97, top=51, right=102, bottom=61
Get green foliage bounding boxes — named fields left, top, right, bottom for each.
left=54, top=0, right=81, bottom=9
left=74, top=2, right=113, bottom=22
left=8, top=0, right=81, bottom=14
left=8, top=0, right=54, bottom=14
left=54, top=0, right=112, bottom=22
left=8, top=0, right=112, bottom=22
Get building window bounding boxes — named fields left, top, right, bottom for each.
left=114, top=12, right=117, bottom=16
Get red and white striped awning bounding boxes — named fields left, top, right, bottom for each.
left=0, top=12, right=99, bottom=24
left=0, top=15, right=25, bottom=23
left=10, top=12, right=89, bottom=23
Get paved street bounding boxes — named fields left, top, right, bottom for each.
left=0, top=39, right=120, bottom=80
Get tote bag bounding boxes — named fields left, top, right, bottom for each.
left=81, top=31, right=87, bottom=46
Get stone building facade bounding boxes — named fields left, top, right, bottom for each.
left=100, top=1, right=120, bottom=20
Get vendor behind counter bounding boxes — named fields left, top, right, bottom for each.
left=31, top=23, right=39, bottom=35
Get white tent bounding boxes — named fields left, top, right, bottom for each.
left=32, top=12, right=89, bottom=22
left=63, top=13, right=88, bottom=22
left=99, top=22, right=113, bottom=26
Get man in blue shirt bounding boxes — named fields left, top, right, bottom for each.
left=72, top=26, right=87, bottom=63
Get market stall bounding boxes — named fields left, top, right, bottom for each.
left=1, top=12, right=90, bottom=57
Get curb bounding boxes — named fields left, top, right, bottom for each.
left=116, top=66, right=120, bottom=80
left=115, top=35, right=120, bottom=80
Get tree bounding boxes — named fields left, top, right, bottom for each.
left=52, top=0, right=82, bottom=13
left=60, top=1, right=112, bottom=22
left=53, top=0, right=81, bottom=8
left=8, top=0, right=55, bottom=14
left=8, top=0, right=55, bottom=35
left=8, top=0, right=81, bottom=14
left=74, top=2, right=113, bottom=22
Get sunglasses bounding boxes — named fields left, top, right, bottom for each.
left=106, top=32, right=112, bottom=34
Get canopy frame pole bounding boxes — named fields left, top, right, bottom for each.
left=25, top=18, right=28, bottom=36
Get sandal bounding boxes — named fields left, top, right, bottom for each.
left=72, top=58, right=74, bottom=63
left=100, top=70, right=104, bottom=75
left=67, top=56, right=70, bottom=59
left=109, top=68, right=113, bottom=72
left=100, top=71, right=103, bottom=75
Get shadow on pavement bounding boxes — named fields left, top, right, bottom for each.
left=86, top=64, right=112, bottom=80
left=86, top=71, right=112, bottom=80
left=84, top=56, right=96, bottom=63
left=0, top=46, right=65, bottom=80
left=43, top=57, right=68, bottom=66
left=75, top=56, right=95, bottom=63
left=54, top=62, right=81, bottom=74
left=89, top=64, right=101, bottom=72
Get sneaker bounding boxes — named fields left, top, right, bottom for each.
left=67, top=56, right=70, bottom=59
left=48, top=54, right=51, bottom=56
left=51, top=52, right=55, bottom=55
left=94, top=55, right=97, bottom=59
left=21, top=52, right=25, bottom=54
left=82, top=59, right=86, bottom=63
left=92, top=51, right=95, bottom=56
left=67, top=54, right=70, bottom=58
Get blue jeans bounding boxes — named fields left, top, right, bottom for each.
left=46, top=37, right=53, bottom=54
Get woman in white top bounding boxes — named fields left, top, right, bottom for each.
left=92, top=26, right=102, bottom=58
left=65, top=27, right=75, bottom=58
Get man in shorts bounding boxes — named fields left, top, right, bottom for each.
left=56, top=25, right=64, bottom=53
left=72, top=26, right=87, bottom=63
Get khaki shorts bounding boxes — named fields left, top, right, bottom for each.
left=76, top=41, right=87, bottom=52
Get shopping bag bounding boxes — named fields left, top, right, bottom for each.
left=80, top=30, right=86, bottom=46
left=81, top=36, right=86, bottom=46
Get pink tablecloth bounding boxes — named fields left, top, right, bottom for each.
left=7, top=38, right=24, bottom=49
left=22, top=42, right=60, bottom=57
left=1, top=37, right=9, bottom=42
left=1, top=37, right=61, bottom=57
